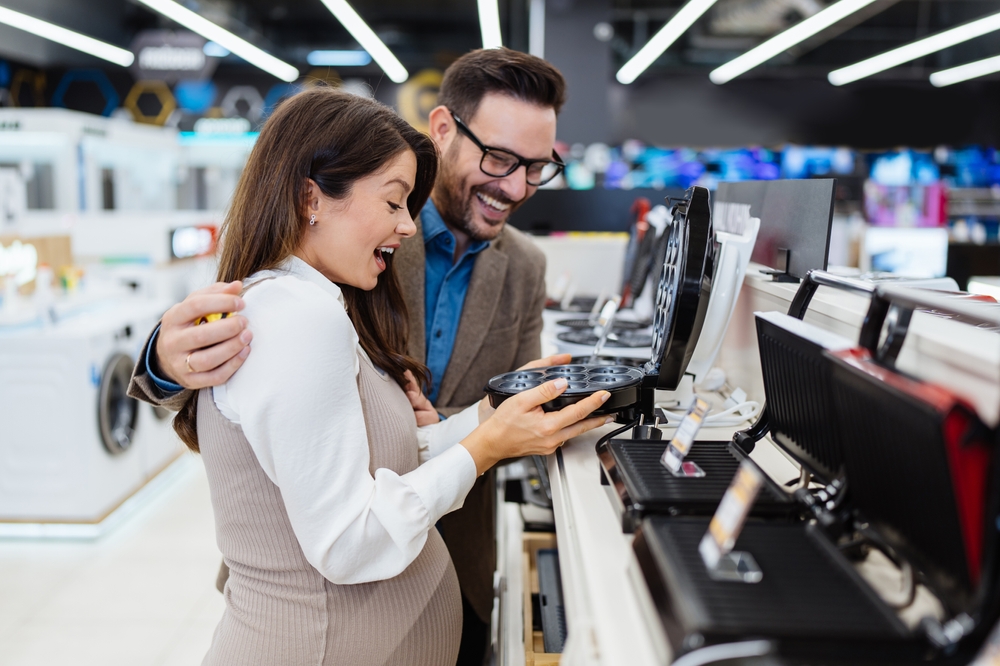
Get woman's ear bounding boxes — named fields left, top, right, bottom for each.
left=303, top=178, right=321, bottom=212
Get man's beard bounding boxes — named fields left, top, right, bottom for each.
left=434, top=143, right=525, bottom=242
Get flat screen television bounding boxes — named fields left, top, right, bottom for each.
left=715, top=179, right=835, bottom=281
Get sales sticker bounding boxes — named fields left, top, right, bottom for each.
left=699, top=460, right=764, bottom=569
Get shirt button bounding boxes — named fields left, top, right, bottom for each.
left=435, top=330, right=443, bottom=338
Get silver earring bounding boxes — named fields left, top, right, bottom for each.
left=309, top=214, right=316, bottom=226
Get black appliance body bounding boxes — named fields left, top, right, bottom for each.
left=486, top=185, right=715, bottom=417
left=634, top=284, right=1000, bottom=663
left=598, top=270, right=875, bottom=532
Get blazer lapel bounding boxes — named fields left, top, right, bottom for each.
left=396, top=215, right=427, bottom=364
left=436, top=244, right=509, bottom=406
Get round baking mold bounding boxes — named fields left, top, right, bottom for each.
left=486, top=365, right=644, bottom=415
left=556, top=330, right=654, bottom=348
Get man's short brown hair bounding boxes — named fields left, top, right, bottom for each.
left=438, top=48, right=567, bottom=123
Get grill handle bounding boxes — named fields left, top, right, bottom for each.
left=787, top=269, right=876, bottom=321
left=859, top=285, right=1000, bottom=368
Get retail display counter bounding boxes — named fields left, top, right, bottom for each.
left=498, top=268, right=1000, bottom=665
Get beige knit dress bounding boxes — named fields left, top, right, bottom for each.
left=197, top=352, right=462, bottom=666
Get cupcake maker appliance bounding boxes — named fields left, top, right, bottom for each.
left=487, top=185, right=716, bottom=420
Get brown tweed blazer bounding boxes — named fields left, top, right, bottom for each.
left=396, top=216, right=547, bottom=622
left=127, top=214, right=548, bottom=623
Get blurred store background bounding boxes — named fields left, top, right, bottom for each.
left=4, top=1, right=1000, bottom=662
left=4, top=1, right=1000, bottom=300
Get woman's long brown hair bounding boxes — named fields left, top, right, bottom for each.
left=174, top=87, right=437, bottom=451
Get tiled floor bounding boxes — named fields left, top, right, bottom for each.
left=0, top=454, right=224, bottom=666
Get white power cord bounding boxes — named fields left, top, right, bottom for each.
left=656, top=397, right=761, bottom=428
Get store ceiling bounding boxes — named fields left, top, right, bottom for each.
left=2, top=0, right=1000, bottom=81
left=0, top=0, right=483, bottom=74
left=612, top=0, right=1000, bottom=78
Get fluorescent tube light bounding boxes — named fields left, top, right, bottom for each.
left=829, top=9, right=1000, bottom=86
left=617, top=0, right=719, bottom=84
left=930, top=53, right=1000, bottom=87
left=135, top=0, right=298, bottom=82
left=318, top=0, right=408, bottom=83
left=0, top=6, right=134, bottom=67
left=529, top=0, right=545, bottom=58
left=478, top=0, right=503, bottom=48
left=307, top=50, right=372, bottom=67
left=710, top=0, right=879, bottom=84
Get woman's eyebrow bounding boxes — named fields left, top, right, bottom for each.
left=383, top=177, right=412, bottom=192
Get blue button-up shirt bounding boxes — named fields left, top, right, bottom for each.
left=146, top=327, right=183, bottom=393
left=421, top=200, right=490, bottom=404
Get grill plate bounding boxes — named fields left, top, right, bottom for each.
left=635, top=517, right=911, bottom=659
left=601, top=440, right=793, bottom=529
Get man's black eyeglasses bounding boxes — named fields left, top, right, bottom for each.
left=450, top=111, right=565, bottom=187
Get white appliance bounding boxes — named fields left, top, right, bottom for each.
left=0, top=296, right=182, bottom=524
left=0, top=107, right=180, bottom=214
left=686, top=214, right=761, bottom=385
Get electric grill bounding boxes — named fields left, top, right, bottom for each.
left=598, top=270, right=877, bottom=532
left=556, top=318, right=647, bottom=331
left=555, top=328, right=653, bottom=348
left=634, top=284, right=1000, bottom=663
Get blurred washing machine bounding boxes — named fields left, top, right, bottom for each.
left=0, top=296, right=182, bottom=523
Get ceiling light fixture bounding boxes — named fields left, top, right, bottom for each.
left=135, top=0, right=298, bottom=82
left=307, top=50, right=372, bottom=67
left=617, top=0, right=719, bottom=85
left=528, top=0, right=545, bottom=57
left=0, top=5, right=134, bottom=67
left=478, top=0, right=503, bottom=48
left=829, top=9, right=1000, bottom=86
left=709, top=0, right=879, bottom=84
left=929, top=54, right=1000, bottom=87
left=318, top=0, right=408, bottom=83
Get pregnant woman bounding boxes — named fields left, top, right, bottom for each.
left=170, top=87, right=611, bottom=666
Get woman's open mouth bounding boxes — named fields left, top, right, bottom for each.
left=374, top=246, right=395, bottom=271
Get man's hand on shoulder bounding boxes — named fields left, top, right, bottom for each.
left=155, top=281, right=252, bottom=390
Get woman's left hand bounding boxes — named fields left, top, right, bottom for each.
left=404, top=370, right=440, bottom=426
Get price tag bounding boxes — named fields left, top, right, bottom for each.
left=699, top=460, right=764, bottom=570
left=661, top=397, right=709, bottom=473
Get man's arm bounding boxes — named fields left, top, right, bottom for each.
left=128, top=325, right=196, bottom=411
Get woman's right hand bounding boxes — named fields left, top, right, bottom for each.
left=461, top=378, right=612, bottom=476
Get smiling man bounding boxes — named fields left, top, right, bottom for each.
left=129, top=48, right=566, bottom=666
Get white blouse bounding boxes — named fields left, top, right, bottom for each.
left=213, top=256, right=480, bottom=585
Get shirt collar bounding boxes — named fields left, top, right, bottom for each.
left=421, top=199, right=492, bottom=256
left=247, top=255, right=345, bottom=306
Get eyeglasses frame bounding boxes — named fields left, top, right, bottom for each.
left=449, top=110, right=565, bottom=186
